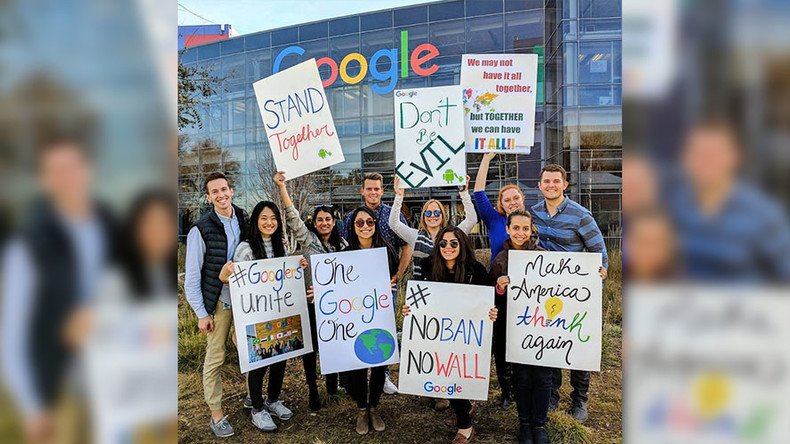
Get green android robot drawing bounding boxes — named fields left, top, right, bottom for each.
left=442, top=169, right=464, bottom=184
left=318, top=149, right=332, bottom=159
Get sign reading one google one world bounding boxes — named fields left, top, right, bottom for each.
left=273, top=30, right=440, bottom=94
left=310, top=248, right=399, bottom=374
left=461, top=54, right=538, bottom=153
left=253, top=59, right=343, bottom=179
left=399, top=281, right=494, bottom=400
left=394, top=86, right=466, bottom=189
left=506, top=251, right=602, bottom=371
left=227, top=256, right=313, bottom=373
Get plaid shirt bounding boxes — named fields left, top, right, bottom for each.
left=530, top=197, right=609, bottom=268
left=341, top=202, right=406, bottom=249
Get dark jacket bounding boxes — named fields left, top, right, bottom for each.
left=192, top=204, right=247, bottom=315
left=420, top=255, right=492, bottom=286
left=21, top=198, right=118, bottom=408
left=489, top=238, right=544, bottom=304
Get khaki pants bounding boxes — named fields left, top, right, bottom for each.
left=202, top=303, right=233, bottom=411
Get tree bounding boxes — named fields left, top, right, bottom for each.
left=178, top=53, right=224, bottom=130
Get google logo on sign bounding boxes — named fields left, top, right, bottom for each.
left=273, top=30, right=440, bottom=95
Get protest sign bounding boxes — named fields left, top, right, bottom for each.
left=253, top=59, right=343, bottom=179
left=394, top=86, right=466, bottom=188
left=311, top=247, right=399, bottom=374
left=227, top=256, right=312, bottom=373
left=506, top=251, right=602, bottom=371
left=398, top=281, right=494, bottom=400
left=461, top=54, right=538, bottom=153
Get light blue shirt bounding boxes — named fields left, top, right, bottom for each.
left=184, top=208, right=241, bottom=319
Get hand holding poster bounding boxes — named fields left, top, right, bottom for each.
left=228, top=256, right=313, bottom=373
left=461, top=54, right=538, bottom=153
left=311, top=248, right=399, bottom=374
left=253, top=59, right=344, bottom=179
left=399, top=281, right=494, bottom=401
left=394, top=86, right=466, bottom=188
left=506, top=251, right=602, bottom=371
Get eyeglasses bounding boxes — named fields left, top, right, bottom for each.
left=424, top=210, right=442, bottom=218
left=354, top=218, right=376, bottom=228
left=438, top=239, right=459, bottom=249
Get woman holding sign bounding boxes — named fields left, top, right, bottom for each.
left=228, top=201, right=301, bottom=433
left=389, top=175, right=477, bottom=281
left=344, top=206, right=399, bottom=435
left=402, top=226, right=497, bottom=444
left=489, top=210, right=550, bottom=444
left=274, top=171, right=348, bottom=410
left=473, top=151, right=526, bottom=409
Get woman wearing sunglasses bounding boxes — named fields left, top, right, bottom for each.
left=274, top=171, right=348, bottom=410
left=401, top=226, right=497, bottom=444
left=389, top=175, right=477, bottom=281
left=344, top=206, right=400, bottom=435
left=489, top=210, right=550, bottom=444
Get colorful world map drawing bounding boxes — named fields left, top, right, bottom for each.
left=463, top=88, right=498, bottom=114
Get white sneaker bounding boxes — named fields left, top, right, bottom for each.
left=265, top=398, right=293, bottom=420
left=383, top=375, right=398, bottom=394
left=251, top=408, right=277, bottom=432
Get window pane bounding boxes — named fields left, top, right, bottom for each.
left=361, top=11, right=392, bottom=31
left=272, top=27, right=298, bottom=45
left=329, top=16, right=360, bottom=36
left=220, top=37, right=244, bottom=55
left=300, top=21, right=328, bottom=41
left=466, top=15, right=504, bottom=53
left=579, top=42, right=613, bottom=84
left=428, top=0, right=464, bottom=21
left=429, top=19, right=465, bottom=56
left=580, top=0, right=621, bottom=18
left=245, top=32, right=270, bottom=51
left=394, top=5, right=427, bottom=26
left=505, top=11, right=543, bottom=52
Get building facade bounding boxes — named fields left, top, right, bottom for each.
left=178, top=0, right=622, bottom=249
left=179, top=24, right=237, bottom=51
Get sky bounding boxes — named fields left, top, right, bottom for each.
left=177, top=0, right=431, bottom=35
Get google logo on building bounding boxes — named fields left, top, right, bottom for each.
left=273, top=30, right=440, bottom=95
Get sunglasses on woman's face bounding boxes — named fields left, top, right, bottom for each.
left=424, top=210, right=442, bottom=218
left=354, top=218, right=376, bottom=228
left=439, top=239, right=459, bottom=249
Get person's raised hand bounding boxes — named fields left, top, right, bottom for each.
left=394, top=176, right=405, bottom=197
left=274, top=171, right=286, bottom=188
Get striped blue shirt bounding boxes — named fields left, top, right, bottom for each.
left=530, top=197, right=609, bottom=268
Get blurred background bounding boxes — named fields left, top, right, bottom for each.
left=623, top=0, right=790, bottom=442
left=0, top=0, right=176, bottom=443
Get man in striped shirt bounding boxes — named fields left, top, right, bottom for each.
left=530, top=164, right=608, bottom=423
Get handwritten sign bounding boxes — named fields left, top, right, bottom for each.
left=399, top=281, right=494, bottom=400
left=228, top=256, right=313, bottom=373
left=506, top=251, right=602, bottom=371
left=253, top=59, right=344, bottom=179
left=310, top=248, right=399, bottom=374
left=394, top=86, right=466, bottom=188
left=461, top=54, right=538, bottom=153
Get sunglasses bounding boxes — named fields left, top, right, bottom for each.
left=439, top=239, right=459, bottom=249
left=354, top=218, right=376, bottom=228
left=424, top=210, right=442, bottom=218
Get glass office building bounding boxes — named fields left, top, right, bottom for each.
left=179, top=0, right=622, bottom=248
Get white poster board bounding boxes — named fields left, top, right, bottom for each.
left=398, top=281, right=494, bottom=400
left=461, top=54, right=538, bottom=153
left=394, top=86, right=466, bottom=188
left=506, top=251, right=602, bottom=371
left=228, top=256, right=313, bottom=373
left=311, top=247, right=399, bottom=374
left=253, top=59, right=343, bottom=179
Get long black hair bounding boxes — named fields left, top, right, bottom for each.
left=121, top=189, right=177, bottom=298
left=307, top=205, right=343, bottom=251
left=430, top=226, right=477, bottom=284
left=345, top=206, right=398, bottom=276
left=247, top=201, right=286, bottom=259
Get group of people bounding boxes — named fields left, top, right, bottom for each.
left=251, top=336, right=303, bottom=362
left=184, top=153, right=608, bottom=444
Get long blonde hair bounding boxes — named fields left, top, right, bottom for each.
left=496, top=184, right=525, bottom=215
left=418, top=199, right=448, bottom=234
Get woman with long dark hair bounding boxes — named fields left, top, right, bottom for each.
left=402, top=226, right=497, bottom=444
left=274, top=171, right=348, bottom=410
left=229, top=200, right=299, bottom=433
left=489, top=210, right=550, bottom=444
left=344, top=206, right=399, bottom=435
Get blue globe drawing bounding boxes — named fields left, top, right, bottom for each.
left=353, top=328, right=396, bottom=364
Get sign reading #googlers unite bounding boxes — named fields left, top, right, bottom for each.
left=394, top=86, right=466, bottom=188
left=399, top=281, right=494, bottom=401
left=461, top=54, right=538, bottom=153
left=228, top=256, right=313, bottom=373
left=253, top=59, right=343, bottom=179
left=506, top=251, right=602, bottom=371
left=311, top=248, right=399, bottom=374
